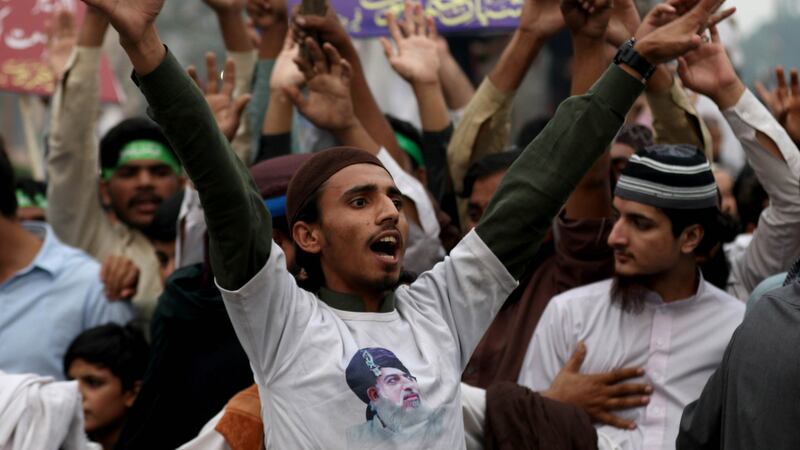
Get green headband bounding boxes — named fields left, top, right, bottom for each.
left=102, top=139, right=182, bottom=180
left=395, top=132, right=425, bottom=168
left=16, top=189, right=48, bottom=209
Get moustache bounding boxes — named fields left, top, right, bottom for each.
left=127, top=192, right=163, bottom=208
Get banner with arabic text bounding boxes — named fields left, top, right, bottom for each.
left=0, top=0, right=121, bottom=102
left=291, top=0, right=522, bottom=37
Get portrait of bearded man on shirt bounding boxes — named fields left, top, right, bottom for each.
left=345, top=347, right=442, bottom=446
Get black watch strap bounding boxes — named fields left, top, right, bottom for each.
left=614, top=39, right=655, bottom=80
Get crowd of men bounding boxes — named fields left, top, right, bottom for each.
left=1, top=0, right=799, bottom=448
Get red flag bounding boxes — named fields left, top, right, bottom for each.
left=0, top=0, right=121, bottom=102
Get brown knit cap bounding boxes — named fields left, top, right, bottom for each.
left=286, top=147, right=388, bottom=227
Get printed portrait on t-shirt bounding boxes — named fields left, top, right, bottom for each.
left=345, top=347, right=443, bottom=447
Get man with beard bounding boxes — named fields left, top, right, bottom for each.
left=345, top=348, right=442, bottom=447
left=81, top=0, right=728, bottom=445
left=46, top=9, right=183, bottom=320
left=518, top=144, right=745, bottom=450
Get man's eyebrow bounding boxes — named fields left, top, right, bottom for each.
left=342, top=184, right=378, bottom=198
left=387, top=186, right=403, bottom=198
left=626, top=212, right=655, bottom=223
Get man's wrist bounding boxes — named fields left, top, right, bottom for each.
left=645, top=65, right=673, bottom=93
left=121, top=26, right=166, bottom=76
left=712, top=80, right=746, bottom=110
left=412, top=77, right=442, bottom=94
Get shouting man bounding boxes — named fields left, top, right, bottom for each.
left=82, top=0, right=727, bottom=445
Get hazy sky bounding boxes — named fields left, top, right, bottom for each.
left=728, top=0, right=779, bottom=35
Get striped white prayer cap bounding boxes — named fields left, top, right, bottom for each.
left=614, top=144, right=719, bottom=210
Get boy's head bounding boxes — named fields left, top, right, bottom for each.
left=286, top=147, right=408, bottom=295
left=64, top=324, right=149, bottom=434
left=99, top=118, right=184, bottom=230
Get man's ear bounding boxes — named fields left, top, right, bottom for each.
left=680, top=224, right=704, bottom=254
left=98, top=180, right=112, bottom=208
left=124, top=380, right=143, bottom=408
left=293, top=220, right=322, bottom=254
left=367, top=386, right=379, bottom=402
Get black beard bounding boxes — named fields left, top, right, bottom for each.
left=610, top=274, right=655, bottom=314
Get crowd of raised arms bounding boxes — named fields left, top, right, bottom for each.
left=2, top=0, right=800, bottom=448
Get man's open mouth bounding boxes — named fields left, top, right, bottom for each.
left=369, top=231, right=402, bottom=264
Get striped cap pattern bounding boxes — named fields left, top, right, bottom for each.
left=614, top=144, right=719, bottom=210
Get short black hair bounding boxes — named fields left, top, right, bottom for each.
left=142, top=189, right=184, bottom=243
left=0, top=136, right=16, bottom=218
left=461, top=149, right=521, bottom=198
left=99, top=117, right=176, bottom=171
left=662, top=206, right=739, bottom=256
left=64, top=323, right=150, bottom=391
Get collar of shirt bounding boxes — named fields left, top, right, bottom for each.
left=12, top=222, right=61, bottom=279
left=318, top=287, right=396, bottom=313
left=637, top=271, right=708, bottom=308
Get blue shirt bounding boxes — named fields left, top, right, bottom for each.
left=0, top=222, right=134, bottom=379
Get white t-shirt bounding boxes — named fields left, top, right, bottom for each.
left=518, top=277, right=744, bottom=450
left=219, top=230, right=516, bottom=449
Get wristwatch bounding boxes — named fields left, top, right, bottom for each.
left=614, top=39, right=655, bottom=81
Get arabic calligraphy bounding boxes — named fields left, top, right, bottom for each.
left=0, top=59, right=54, bottom=93
left=353, top=0, right=521, bottom=32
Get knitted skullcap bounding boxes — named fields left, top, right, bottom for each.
left=615, top=144, right=719, bottom=210
left=286, top=147, right=388, bottom=226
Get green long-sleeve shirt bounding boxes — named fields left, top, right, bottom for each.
left=136, top=50, right=643, bottom=291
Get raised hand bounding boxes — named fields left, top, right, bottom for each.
left=543, top=342, right=652, bottom=430
left=247, top=0, right=287, bottom=28
left=633, top=0, right=735, bottom=66
left=756, top=67, right=800, bottom=142
left=561, top=0, right=613, bottom=39
left=676, top=26, right=744, bottom=109
left=285, top=38, right=357, bottom=132
left=100, top=255, right=140, bottom=300
left=606, top=0, right=641, bottom=47
left=519, top=0, right=566, bottom=39
left=270, top=31, right=304, bottom=92
left=44, top=9, right=78, bottom=81
left=291, top=2, right=352, bottom=55
left=79, top=0, right=164, bottom=47
left=188, top=53, right=252, bottom=141
left=380, top=2, right=440, bottom=86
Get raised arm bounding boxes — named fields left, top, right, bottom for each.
left=380, top=2, right=456, bottom=217
left=755, top=66, right=800, bottom=145
left=261, top=32, right=302, bottom=158
left=84, top=0, right=271, bottom=290
left=446, top=0, right=565, bottom=225
left=248, top=0, right=292, bottom=161
left=203, top=0, right=259, bottom=164
left=678, top=26, right=800, bottom=298
left=292, top=4, right=407, bottom=168
left=477, top=0, right=729, bottom=279
left=45, top=8, right=115, bottom=255
left=562, top=0, right=614, bottom=218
